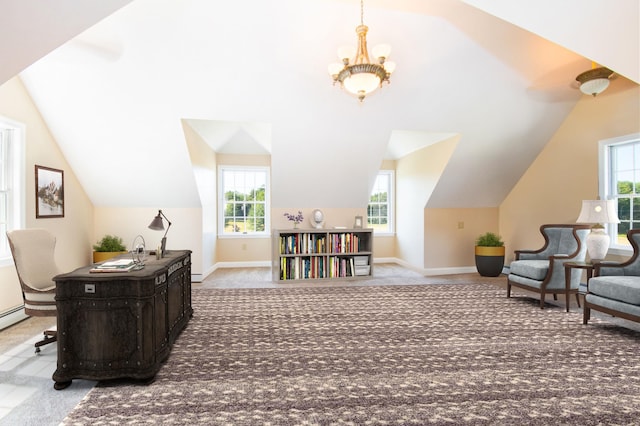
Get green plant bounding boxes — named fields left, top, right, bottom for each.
left=93, top=235, right=127, bottom=252
left=475, top=232, right=504, bottom=247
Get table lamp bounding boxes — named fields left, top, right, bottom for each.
left=576, top=199, right=620, bottom=262
left=148, top=209, right=171, bottom=257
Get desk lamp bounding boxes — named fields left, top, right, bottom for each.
left=148, top=210, right=171, bottom=257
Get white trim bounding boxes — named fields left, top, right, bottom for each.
left=599, top=132, right=640, bottom=251
left=217, top=165, right=270, bottom=237
left=0, top=115, right=25, bottom=264
left=202, top=257, right=499, bottom=281
left=0, top=306, right=28, bottom=331
left=375, top=257, right=482, bottom=276
left=201, top=260, right=272, bottom=280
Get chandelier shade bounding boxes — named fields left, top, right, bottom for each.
left=329, top=1, right=394, bottom=102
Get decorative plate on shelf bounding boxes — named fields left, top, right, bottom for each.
left=310, top=209, right=325, bottom=229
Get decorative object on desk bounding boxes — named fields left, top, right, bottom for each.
left=149, top=209, right=172, bottom=257
left=284, top=210, right=304, bottom=229
left=474, top=232, right=505, bottom=277
left=131, top=234, right=146, bottom=265
left=92, top=234, right=127, bottom=263
left=310, top=209, right=325, bottom=229
left=328, top=0, right=395, bottom=102
left=35, top=165, right=64, bottom=218
left=90, top=258, right=139, bottom=273
left=353, top=216, right=363, bottom=229
left=576, top=199, right=620, bottom=262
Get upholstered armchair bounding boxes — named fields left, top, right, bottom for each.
left=7, top=229, right=62, bottom=353
left=584, top=229, right=640, bottom=325
left=507, top=224, right=591, bottom=310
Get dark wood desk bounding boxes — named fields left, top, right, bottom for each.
left=52, top=250, right=192, bottom=390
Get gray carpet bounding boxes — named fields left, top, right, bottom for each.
left=61, top=283, right=640, bottom=425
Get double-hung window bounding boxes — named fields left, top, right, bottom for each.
left=218, top=166, right=270, bottom=236
left=600, top=133, right=640, bottom=253
left=0, top=116, right=25, bottom=265
left=368, top=170, right=394, bottom=235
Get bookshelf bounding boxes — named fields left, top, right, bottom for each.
left=272, top=228, right=373, bottom=281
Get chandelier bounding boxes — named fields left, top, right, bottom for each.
left=328, top=0, right=395, bottom=102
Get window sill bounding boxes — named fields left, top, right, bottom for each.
left=217, top=233, right=271, bottom=239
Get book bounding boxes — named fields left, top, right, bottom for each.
left=90, top=258, right=141, bottom=273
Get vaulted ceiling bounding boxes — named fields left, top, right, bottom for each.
left=2, top=0, right=638, bottom=209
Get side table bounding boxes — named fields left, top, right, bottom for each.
left=564, top=261, right=594, bottom=312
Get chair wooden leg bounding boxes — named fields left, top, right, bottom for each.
left=540, top=291, right=546, bottom=309
left=575, top=294, right=581, bottom=308
left=507, top=281, right=511, bottom=298
left=583, top=305, right=590, bottom=324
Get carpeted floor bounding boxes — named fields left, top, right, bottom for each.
left=62, top=282, right=640, bottom=425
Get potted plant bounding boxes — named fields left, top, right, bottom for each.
left=475, top=232, right=505, bottom=277
left=93, top=234, right=127, bottom=263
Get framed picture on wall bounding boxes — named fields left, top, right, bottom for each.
left=354, top=216, right=363, bottom=229
left=35, top=165, right=64, bottom=218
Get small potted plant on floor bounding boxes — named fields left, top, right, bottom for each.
left=93, top=234, right=127, bottom=263
left=475, top=232, right=505, bottom=277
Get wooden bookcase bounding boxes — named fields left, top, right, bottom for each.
left=272, top=228, right=373, bottom=281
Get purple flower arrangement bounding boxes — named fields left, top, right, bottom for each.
left=284, top=211, right=304, bottom=225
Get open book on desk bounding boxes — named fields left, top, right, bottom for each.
left=90, top=258, right=144, bottom=273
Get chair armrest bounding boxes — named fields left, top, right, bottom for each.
left=515, top=249, right=546, bottom=260
left=594, top=261, right=625, bottom=277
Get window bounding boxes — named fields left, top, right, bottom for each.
left=600, top=133, right=640, bottom=252
left=0, top=116, right=25, bottom=264
left=367, top=170, right=394, bottom=234
left=218, top=166, right=269, bottom=236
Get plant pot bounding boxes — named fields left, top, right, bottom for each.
left=475, top=246, right=505, bottom=277
left=93, top=251, right=127, bottom=263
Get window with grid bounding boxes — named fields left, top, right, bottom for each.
left=0, top=117, right=25, bottom=263
left=218, top=166, right=269, bottom=236
left=367, top=170, right=394, bottom=234
left=601, top=133, right=640, bottom=251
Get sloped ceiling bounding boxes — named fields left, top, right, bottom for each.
left=2, top=0, right=638, bottom=209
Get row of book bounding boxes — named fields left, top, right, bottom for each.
left=279, top=232, right=367, bottom=255
left=329, top=233, right=364, bottom=254
left=279, top=233, right=327, bottom=254
left=279, top=255, right=370, bottom=280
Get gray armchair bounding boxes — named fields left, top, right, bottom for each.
left=7, top=229, right=61, bottom=353
left=507, top=224, right=591, bottom=310
left=584, top=229, right=640, bottom=325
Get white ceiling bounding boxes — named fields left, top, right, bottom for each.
left=2, top=0, right=639, bottom=209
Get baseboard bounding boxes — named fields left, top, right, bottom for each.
left=202, top=258, right=503, bottom=281
left=202, top=261, right=272, bottom=281
left=0, top=306, right=28, bottom=331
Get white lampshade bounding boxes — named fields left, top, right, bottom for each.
left=372, top=43, right=391, bottom=61
left=343, top=72, right=381, bottom=96
left=576, top=199, right=620, bottom=262
left=580, top=78, right=610, bottom=96
left=383, top=61, right=396, bottom=74
left=328, top=63, right=343, bottom=77
left=337, top=45, right=355, bottom=62
left=576, top=199, right=620, bottom=225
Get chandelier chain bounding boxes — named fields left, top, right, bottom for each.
left=360, top=0, right=364, bottom=25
